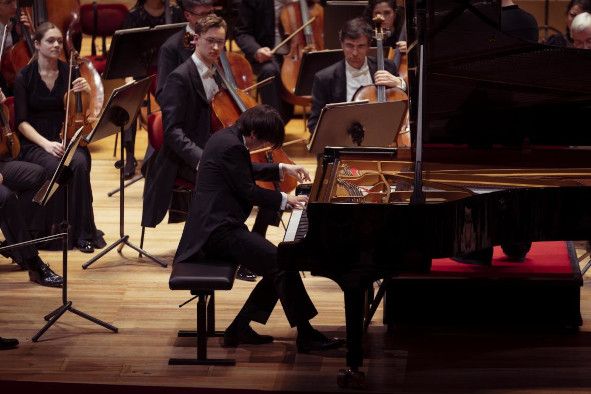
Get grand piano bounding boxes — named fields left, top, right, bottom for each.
left=277, top=0, right=591, bottom=387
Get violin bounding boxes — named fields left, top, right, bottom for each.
left=278, top=0, right=323, bottom=106
left=352, top=14, right=409, bottom=147
left=0, top=1, right=35, bottom=88
left=60, top=49, right=92, bottom=148
left=210, top=57, right=299, bottom=193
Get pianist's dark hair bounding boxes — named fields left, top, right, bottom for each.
left=339, top=17, right=373, bottom=42
left=236, top=105, right=285, bottom=150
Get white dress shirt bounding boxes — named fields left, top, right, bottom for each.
left=191, top=52, right=219, bottom=102
left=345, top=58, right=372, bottom=102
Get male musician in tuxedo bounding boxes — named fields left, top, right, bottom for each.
left=155, top=0, right=215, bottom=100
left=572, top=12, right=591, bottom=49
left=175, top=105, right=344, bottom=352
left=234, top=0, right=294, bottom=123
left=0, top=162, right=63, bottom=287
left=307, top=17, right=405, bottom=132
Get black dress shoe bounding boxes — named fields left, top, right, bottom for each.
left=296, top=329, right=345, bottom=353
left=0, top=337, right=19, bottom=350
left=236, top=266, right=257, bottom=282
left=124, top=157, right=137, bottom=180
left=28, top=257, right=63, bottom=288
left=76, top=240, right=94, bottom=254
left=223, top=325, right=274, bottom=347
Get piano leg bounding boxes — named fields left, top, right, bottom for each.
left=339, top=287, right=367, bottom=388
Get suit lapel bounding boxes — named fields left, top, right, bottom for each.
left=188, top=60, right=208, bottom=103
left=335, top=60, right=347, bottom=103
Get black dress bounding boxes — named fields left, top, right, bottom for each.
left=14, top=59, right=105, bottom=250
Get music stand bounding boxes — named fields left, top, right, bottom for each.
left=103, top=23, right=186, bottom=196
left=308, top=100, right=407, bottom=154
left=103, top=23, right=187, bottom=80
left=82, top=77, right=168, bottom=269
left=31, top=127, right=118, bottom=342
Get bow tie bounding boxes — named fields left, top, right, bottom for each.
left=349, top=65, right=369, bottom=78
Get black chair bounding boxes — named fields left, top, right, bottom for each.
left=168, top=259, right=238, bottom=366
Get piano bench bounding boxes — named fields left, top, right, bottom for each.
left=168, top=260, right=238, bottom=366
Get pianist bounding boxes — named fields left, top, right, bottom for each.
left=572, top=12, right=591, bottom=49
left=174, top=105, right=344, bottom=352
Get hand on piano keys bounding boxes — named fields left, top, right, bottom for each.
left=281, top=163, right=312, bottom=183
left=286, top=194, right=308, bottom=210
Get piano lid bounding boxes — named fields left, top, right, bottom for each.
left=407, top=0, right=591, bottom=147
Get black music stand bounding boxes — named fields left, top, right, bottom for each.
left=324, top=0, right=368, bottom=49
left=31, top=127, right=118, bottom=342
left=308, top=100, right=407, bottom=154
left=103, top=22, right=186, bottom=196
left=82, top=77, right=168, bottom=269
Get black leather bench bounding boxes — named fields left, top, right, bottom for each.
left=168, top=259, right=238, bottom=366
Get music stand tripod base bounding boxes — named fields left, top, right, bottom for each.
left=81, top=86, right=167, bottom=269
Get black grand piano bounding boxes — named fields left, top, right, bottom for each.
left=277, top=0, right=591, bottom=387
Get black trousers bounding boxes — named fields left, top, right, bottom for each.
left=253, top=57, right=294, bottom=124
left=20, top=145, right=99, bottom=243
left=0, top=160, right=46, bottom=263
left=203, top=224, right=317, bottom=328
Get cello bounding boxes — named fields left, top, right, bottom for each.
left=211, top=57, right=298, bottom=193
left=352, top=14, right=409, bottom=147
left=279, top=0, right=323, bottom=107
left=0, top=1, right=35, bottom=88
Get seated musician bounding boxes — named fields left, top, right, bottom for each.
left=500, top=0, right=539, bottom=42
left=307, top=17, right=405, bottom=132
left=234, top=0, right=294, bottom=123
left=14, top=22, right=105, bottom=254
left=363, top=0, right=407, bottom=70
left=121, top=0, right=186, bottom=179
left=572, top=12, right=591, bottom=49
left=0, top=90, right=63, bottom=287
left=155, top=0, right=215, bottom=100
left=545, top=0, right=591, bottom=47
left=175, top=105, right=344, bottom=352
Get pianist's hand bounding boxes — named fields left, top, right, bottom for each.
left=287, top=194, right=308, bottom=210
left=282, top=164, right=311, bottom=183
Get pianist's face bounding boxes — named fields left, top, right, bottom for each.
left=573, top=26, right=591, bottom=49
left=342, top=35, right=370, bottom=69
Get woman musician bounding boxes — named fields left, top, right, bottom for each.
left=14, top=22, right=105, bottom=253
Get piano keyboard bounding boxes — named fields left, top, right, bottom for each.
left=283, top=208, right=308, bottom=242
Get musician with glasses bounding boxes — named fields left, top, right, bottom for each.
left=156, top=0, right=215, bottom=100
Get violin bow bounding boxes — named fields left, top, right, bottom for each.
left=270, top=16, right=316, bottom=55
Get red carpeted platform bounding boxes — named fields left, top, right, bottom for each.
left=383, top=242, right=582, bottom=328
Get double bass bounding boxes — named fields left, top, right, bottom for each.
left=279, top=0, right=323, bottom=106
left=28, top=0, right=82, bottom=53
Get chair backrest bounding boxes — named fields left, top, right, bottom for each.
left=147, top=112, right=164, bottom=151
left=79, top=2, right=129, bottom=56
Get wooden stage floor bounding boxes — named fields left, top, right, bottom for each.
left=1, top=116, right=591, bottom=393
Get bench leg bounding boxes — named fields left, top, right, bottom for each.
left=177, top=292, right=224, bottom=338
left=169, top=293, right=235, bottom=366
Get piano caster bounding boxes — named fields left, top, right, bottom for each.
left=337, top=368, right=366, bottom=389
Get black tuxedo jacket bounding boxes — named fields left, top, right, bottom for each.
left=142, top=58, right=212, bottom=228
left=174, top=126, right=282, bottom=264
left=234, top=0, right=277, bottom=64
left=307, top=57, right=398, bottom=132
left=156, top=29, right=193, bottom=100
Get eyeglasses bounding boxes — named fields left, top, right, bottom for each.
left=202, top=37, right=225, bottom=47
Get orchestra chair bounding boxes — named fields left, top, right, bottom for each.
left=138, top=112, right=194, bottom=255
left=79, top=1, right=129, bottom=75
left=168, top=259, right=237, bottom=366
